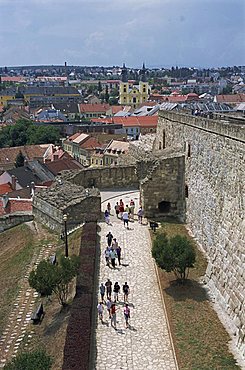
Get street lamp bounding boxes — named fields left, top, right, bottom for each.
left=63, top=213, right=68, bottom=257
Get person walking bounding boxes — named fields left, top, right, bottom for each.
left=97, top=302, right=104, bottom=322
left=130, top=199, right=135, bottom=220
left=110, top=248, right=117, bottom=269
left=104, top=246, right=110, bottom=266
left=122, top=210, right=129, bottom=229
left=123, top=282, right=130, bottom=303
left=106, top=231, right=113, bottom=247
left=116, top=245, right=122, bottom=266
left=104, top=209, right=111, bottom=225
left=112, top=238, right=118, bottom=250
left=105, top=279, right=112, bottom=299
left=99, top=283, right=105, bottom=302
left=114, top=202, right=120, bottom=218
left=123, top=304, right=130, bottom=329
left=113, top=282, right=120, bottom=302
left=119, top=199, right=124, bottom=219
left=110, top=303, right=119, bottom=330
left=106, top=297, right=112, bottom=319
left=107, top=202, right=111, bottom=215
left=137, top=206, right=144, bottom=224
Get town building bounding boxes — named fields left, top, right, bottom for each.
left=119, top=64, right=151, bottom=108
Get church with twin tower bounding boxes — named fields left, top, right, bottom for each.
left=119, top=63, right=151, bottom=108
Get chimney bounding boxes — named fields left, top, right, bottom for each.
left=30, top=182, right=35, bottom=197
left=2, top=194, right=9, bottom=208
left=11, top=175, right=16, bottom=190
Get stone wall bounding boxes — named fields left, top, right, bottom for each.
left=156, top=110, right=245, bottom=357
left=141, top=155, right=185, bottom=221
left=0, top=213, right=33, bottom=232
left=33, top=181, right=101, bottom=233
left=69, top=166, right=138, bottom=190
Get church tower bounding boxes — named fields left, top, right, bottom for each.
left=119, top=63, right=130, bottom=105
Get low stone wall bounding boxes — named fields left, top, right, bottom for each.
left=33, top=181, right=101, bottom=233
left=62, top=222, right=98, bottom=370
left=70, top=165, right=138, bottom=189
left=0, top=213, right=33, bottom=232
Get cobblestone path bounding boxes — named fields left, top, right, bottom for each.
left=95, top=193, right=178, bottom=370
left=0, top=243, right=56, bottom=368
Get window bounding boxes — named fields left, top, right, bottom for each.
left=159, top=142, right=162, bottom=150
left=158, top=201, right=171, bottom=213
left=133, top=97, right=136, bottom=103
left=187, top=144, right=191, bottom=157
left=124, top=88, right=126, bottom=93
left=96, top=159, right=98, bottom=165
left=185, top=185, right=189, bottom=198
left=163, top=131, right=166, bottom=149
left=100, top=160, right=103, bottom=165
left=143, top=87, right=146, bottom=93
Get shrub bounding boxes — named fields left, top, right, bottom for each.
left=4, top=349, right=52, bottom=370
left=152, top=233, right=196, bottom=281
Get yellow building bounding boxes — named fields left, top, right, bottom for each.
left=0, top=89, right=16, bottom=107
left=119, top=63, right=150, bottom=108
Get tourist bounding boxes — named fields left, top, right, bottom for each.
left=112, top=238, right=118, bottom=250
left=109, top=248, right=117, bottom=269
left=99, top=283, right=105, bottom=302
left=119, top=199, right=124, bottom=219
left=107, top=202, right=111, bottom=215
left=116, top=245, right=122, bottom=266
left=123, top=282, right=130, bottom=303
left=106, top=297, right=112, bottom=319
left=104, top=209, right=111, bottom=225
left=114, top=202, right=120, bottom=218
left=113, top=282, right=120, bottom=302
left=105, top=279, right=112, bottom=299
left=106, top=231, right=113, bottom=247
left=104, top=246, right=110, bottom=266
left=129, top=199, right=135, bottom=219
left=97, top=302, right=104, bottom=322
left=122, top=210, right=129, bottom=229
left=110, top=303, right=119, bottom=329
left=137, top=206, right=144, bottom=224
left=123, top=304, right=130, bottom=329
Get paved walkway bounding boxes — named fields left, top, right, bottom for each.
left=95, top=192, right=178, bottom=370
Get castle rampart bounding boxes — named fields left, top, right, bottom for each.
left=155, top=111, right=245, bottom=358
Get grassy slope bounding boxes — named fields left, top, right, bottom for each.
left=154, top=222, right=240, bottom=370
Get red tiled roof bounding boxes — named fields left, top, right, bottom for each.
left=0, top=183, right=13, bottom=195
left=1, top=76, right=24, bottom=82
left=0, top=145, right=49, bottom=167
left=215, top=94, right=245, bottom=103
left=79, top=103, right=110, bottom=113
left=79, top=137, right=102, bottom=149
left=44, top=159, right=83, bottom=175
left=0, top=199, right=32, bottom=215
left=91, top=116, right=158, bottom=128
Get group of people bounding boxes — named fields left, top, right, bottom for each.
left=104, top=232, right=121, bottom=268
left=98, top=280, right=130, bottom=329
left=104, top=198, right=144, bottom=226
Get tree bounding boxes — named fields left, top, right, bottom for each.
left=152, top=233, right=196, bottom=281
left=4, top=349, right=52, bottom=370
left=15, top=150, right=25, bottom=167
left=29, top=255, right=80, bottom=306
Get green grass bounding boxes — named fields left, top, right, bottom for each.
left=0, top=223, right=58, bottom=334
left=154, top=222, right=240, bottom=370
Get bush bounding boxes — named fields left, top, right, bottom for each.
left=4, top=349, right=52, bottom=370
left=29, top=255, right=80, bottom=305
left=152, top=233, right=196, bottom=281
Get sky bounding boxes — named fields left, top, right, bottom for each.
left=0, top=0, right=244, bottom=68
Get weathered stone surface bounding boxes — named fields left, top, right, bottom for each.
left=33, top=180, right=101, bottom=232
left=155, top=110, right=245, bottom=358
